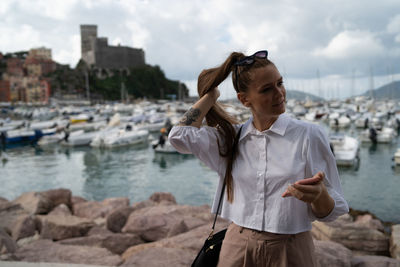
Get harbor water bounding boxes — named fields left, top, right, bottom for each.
left=1, top=127, right=400, bottom=224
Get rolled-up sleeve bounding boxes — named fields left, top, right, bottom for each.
left=306, top=125, right=349, bottom=222
left=168, top=125, right=224, bottom=173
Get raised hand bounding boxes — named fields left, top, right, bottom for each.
left=281, top=172, right=325, bottom=203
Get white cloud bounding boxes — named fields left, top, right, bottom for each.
left=16, top=0, right=78, bottom=20
left=387, top=14, right=400, bottom=43
left=0, top=0, right=13, bottom=16
left=53, top=34, right=81, bottom=67
left=387, top=14, right=400, bottom=33
left=126, top=21, right=150, bottom=49
left=0, top=24, right=44, bottom=52
left=313, top=30, right=385, bottom=59
left=111, top=37, right=123, bottom=46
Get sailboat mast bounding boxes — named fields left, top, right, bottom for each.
left=369, top=66, right=374, bottom=100
left=316, top=69, right=321, bottom=99
left=85, top=70, right=90, bottom=102
left=351, top=69, right=355, bottom=99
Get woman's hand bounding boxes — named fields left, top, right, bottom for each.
left=282, top=172, right=324, bottom=202
left=282, top=172, right=334, bottom=218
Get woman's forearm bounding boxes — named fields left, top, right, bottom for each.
left=178, top=91, right=218, bottom=128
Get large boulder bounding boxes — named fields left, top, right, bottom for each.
left=73, top=197, right=129, bottom=220
left=38, top=214, right=95, bottom=241
left=71, top=195, right=87, bottom=205
left=106, top=207, right=135, bottom=233
left=391, top=224, right=400, bottom=260
left=0, top=202, right=37, bottom=240
left=12, top=192, right=50, bottom=215
left=354, top=214, right=384, bottom=232
left=314, top=240, right=352, bottom=267
left=59, top=232, right=143, bottom=254
left=122, top=220, right=229, bottom=265
left=40, top=188, right=72, bottom=210
left=351, top=255, right=400, bottom=267
left=131, top=199, right=157, bottom=210
left=0, top=197, right=9, bottom=204
left=87, top=226, right=113, bottom=236
left=13, top=189, right=71, bottom=215
left=14, top=239, right=123, bottom=266
left=11, top=214, right=38, bottom=241
left=0, top=227, right=17, bottom=254
left=48, top=204, right=72, bottom=216
left=312, top=215, right=389, bottom=255
left=122, top=204, right=213, bottom=242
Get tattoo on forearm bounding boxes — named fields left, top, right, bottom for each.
left=179, top=108, right=201, bottom=125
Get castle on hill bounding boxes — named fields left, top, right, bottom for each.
left=80, top=24, right=145, bottom=70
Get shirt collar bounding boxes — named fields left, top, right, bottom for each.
left=239, top=113, right=290, bottom=141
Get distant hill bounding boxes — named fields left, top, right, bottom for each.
left=286, top=89, right=324, bottom=101
left=362, top=81, right=400, bottom=99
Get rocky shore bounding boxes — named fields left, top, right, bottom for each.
left=1, top=188, right=399, bottom=267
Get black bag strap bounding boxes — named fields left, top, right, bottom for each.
left=210, top=125, right=243, bottom=236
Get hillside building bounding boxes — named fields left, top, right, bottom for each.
left=0, top=47, right=54, bottom=103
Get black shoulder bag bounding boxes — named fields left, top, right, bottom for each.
left=191, top=126, right=242, bottom=267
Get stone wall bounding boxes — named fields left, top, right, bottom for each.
left=95, top=44, right=145, bottom=69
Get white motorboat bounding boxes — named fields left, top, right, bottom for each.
left=355, top=114, right=371, bottom=129
left=152, top=140, right=178, bottom=154
left=292, top=105, right=307, bottom=117
left=92, top=128, right=149, bottom=148
left=360, top=127, right=396, bottom=143
left=104, top=129, right=149, bottom=148
left=28, top=120, right=58, bottom=130
left=37, top=131, right=66, bottom=146
left=394, top=148, right=400, bottom=165
left=330, top=135, right=360, bottom=167
left=69, top=120, right=107, bottom=132
left=329, top=115, right=351, bottom=128
left=61, top=130, right=98, bottom=147
left=0, top=120, right=25, bottom=132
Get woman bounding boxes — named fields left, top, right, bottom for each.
left=168, top=50, right=349, bottom=267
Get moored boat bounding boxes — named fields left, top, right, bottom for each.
left=360, top=127, right=396, bottom=143
left=99, top=128, right=149, bottom=148
left=330, top=134, right=360, bottom=167
left=152, top=140, right=178, bottom=154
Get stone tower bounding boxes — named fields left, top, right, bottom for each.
left=80, top=25, right=98, bottom=66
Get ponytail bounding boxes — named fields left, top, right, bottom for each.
left=197, top=52, right=244, bottom=203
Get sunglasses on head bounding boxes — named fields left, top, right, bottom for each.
left=234, top=50, right=268, bottom=66
left=234, top=50, right=268, bottom=91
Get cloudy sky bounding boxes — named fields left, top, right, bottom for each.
left=1, top=0, right=400, bottom=99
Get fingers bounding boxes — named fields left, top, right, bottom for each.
left=283, top=185, right=320, bottom=203
left=292, top=183, right=320, bottom=193
left=296, top=172, right=324, bottom=185
left=282, top=172, right=325, bottom=202
left=287, top=185, right=304, bottom=199
left=281, top=189, right=292, bottom=197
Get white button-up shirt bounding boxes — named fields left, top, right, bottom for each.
left=168, top=113, right=349, bottom=234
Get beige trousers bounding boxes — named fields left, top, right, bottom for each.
left=217, top=223, right=316, bottom=267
